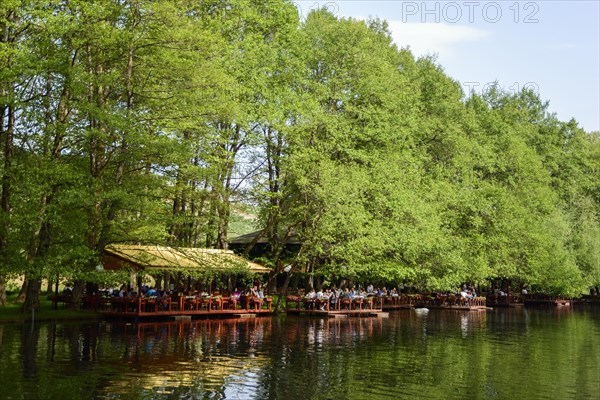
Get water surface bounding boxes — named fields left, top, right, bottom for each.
left=0, top=307, right=598, bottom=399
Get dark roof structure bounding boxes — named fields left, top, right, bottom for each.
left=228, top=230, right=300, bottom=245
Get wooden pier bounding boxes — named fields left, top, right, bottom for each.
left=413, top=294, right=488, bottom=311
left=523, top=295, right=572, bottom=307
left=486, top=294, right=524, bottom=308
left=286, top=296, right=386, bottom=317
left=578, top=295, right=600, bottom=305
left=89, top=295, right=273, bottom=319
left=285, top=294, right=489, bottom=315
left=381, top=295, right=414, bottom=310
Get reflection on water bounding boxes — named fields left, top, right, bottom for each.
left=0, top=308, right=599, bottom=399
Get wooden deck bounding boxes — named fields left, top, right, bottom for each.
left=486, top=294, right=524, bottom=308
left=381, top=295, right=414, bottom=310
left=99, top=308, right=272, bottom=318
left=285, top=294, right=489, bottom=314
left=286, top=296, right=385, bottom=317
left=89, top=295, right=273, bottom=319
left=523, top=295, right=572, bottom=307
left=579, top=295, right=600, bottom=305
left=414, top=294, right=488, bottom=311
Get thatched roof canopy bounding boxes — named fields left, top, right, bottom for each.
left=103, top=244, right=270, bottom=273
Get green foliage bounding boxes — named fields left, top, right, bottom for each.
left=0, top=2, right=597, bottom=302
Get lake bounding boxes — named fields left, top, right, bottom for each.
left=0, top=307, right=599, bottom=399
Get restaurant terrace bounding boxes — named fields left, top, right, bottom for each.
left=78, top=244, right=274, bottom=318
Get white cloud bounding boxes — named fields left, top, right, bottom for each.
left=386, top=21, right=490, bottom=58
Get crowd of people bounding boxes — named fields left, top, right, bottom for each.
left=305, top=286, right=400, bottom=300
left=92, top=283, right=271, bottom=312
left=298, top=286, right=403, bottom=310
left=99, top=283, right=267, bottom=303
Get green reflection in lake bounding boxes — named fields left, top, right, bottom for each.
left=0, top=307, right=598, bottom=399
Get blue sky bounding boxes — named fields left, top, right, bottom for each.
left=295, top=1, right=600, bottom=132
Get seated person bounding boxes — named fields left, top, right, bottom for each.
left=329, top=289, right=338, bottom=307
left=239, top=289, right=250, bottom=309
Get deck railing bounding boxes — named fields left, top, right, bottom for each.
left=90, top=294, right=273, bottom=316
left=286, top=295, right=383, bottom=312
left=414, top=294, right=487, bottom=308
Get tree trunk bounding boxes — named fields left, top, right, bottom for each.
left=216, top=195, right=230, bottom=249
left=16, top=280, right=27, bottom=303
left=70, top=279, right=85, bottom=310
left=0, top=96, right=14, bottom=307
left=273, top=246, right=304, bottom=313
left=274, top=271, right=293, bottom=314
left=21, top=197, right=53, bottom=311
left=163, top=271, right=171, bottom=292
left=86, top=282, right=98, bottom=297
left=0, top=10, right=17, bottom=307
left=21, top=279, right=41, bottom=313
left=0, top=281, right=6, bottom=306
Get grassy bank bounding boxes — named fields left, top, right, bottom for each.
left=0, top=293, right=98, bottom=323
